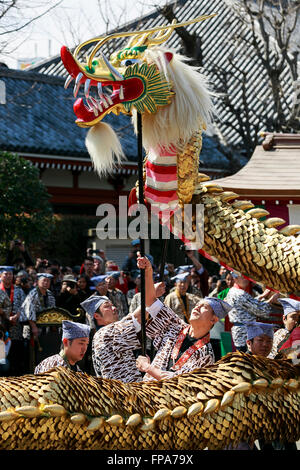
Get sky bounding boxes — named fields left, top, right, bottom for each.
left=0, top=0, right=168, bottom=69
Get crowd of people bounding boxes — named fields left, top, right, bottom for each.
left=0, top=237, right=300, bottom=449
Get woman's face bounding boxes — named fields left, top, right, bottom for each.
left=77, top=277, right=87, bottom=290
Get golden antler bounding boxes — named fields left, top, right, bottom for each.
left=74, top=14, right=217, bottom=70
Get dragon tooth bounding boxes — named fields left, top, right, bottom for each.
left=73, top=72, right=83, bottom=97
left=104, top=93, right=113, bottom=106
left=119, top=85, right=124, bottom=100
left=101, top=52, right=124, bottom=80
left=64, top=75, right=73, bottom=89
left=84, top=79, right=91, bottom=98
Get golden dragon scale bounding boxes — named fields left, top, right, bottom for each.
left=0, top=353, right=299, bottom=450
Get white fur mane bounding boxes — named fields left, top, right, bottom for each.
left=85, top=46, right=215, bottom=175
left=132, top=46, right=215, bottom=150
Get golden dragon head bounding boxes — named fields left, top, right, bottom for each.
left=60, top=14, right=216, bottom=128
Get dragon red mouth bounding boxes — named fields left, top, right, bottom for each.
left=60, top=46, right=144, bottom=125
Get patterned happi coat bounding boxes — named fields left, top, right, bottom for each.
left=19, top=287, right=56, bottom=339
left=143, top=300, right=215, bottom=382
left=268, top=328, right=290, bottom=359
left=0, top=290, right=11, bottom=327
left=34, top=351, right=82, bottom=374
left=92, top=314, right=143, bottom=383
left=225, top=287, right=272, bottom=348
left=9, top=286, right=26, bottom=341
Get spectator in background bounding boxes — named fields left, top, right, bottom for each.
left=186, top=250, right=209, bottom=297
left=0, top=266, right=26, bottom=375
left=46, top=267, right=62, bottom=299
left=208, top=275, right=219, bottom=294
left=105, top=272, right=129, bottom=319
left=127, top=271, right=141, bottom=309
left=225, top=272, right=280, bottom=352
left=0, top=268, right=12, bottom=329
left=56, top=275, right=82, bottom=317
left=19, top=272, right=56, bottom=371
left=164, top=272, right=202, bottom=323
left=92, top=255, right=105, bottom=275
left=90, top=275, right=108, bottom=297
left=77, top=274, right=92, bottom=302
left=209, top=279, right=228, bottom=298
left=81, top=256, right=95, bottom=279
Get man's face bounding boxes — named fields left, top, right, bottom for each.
left=84, top=260, right=94, bottom=274
left=105, top=276, right=116, bottom=290
left=247, top=334, right=273, bottom=357
left=1, top=271, right=13, bottom=285
left=283, top=312, right=299, bottom=332
left=37, top=277, right=51, bottom=290
left=176, top=280, right=189, bottom=295
left=95, top=281, right=108, bottom=295
left=189, top=302, right=218, bottom=329
left=95, top=301, right=118, bottom=326
left=65, top=337, right=89, bottom=364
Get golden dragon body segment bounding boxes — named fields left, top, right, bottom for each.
left=0, top=353, right=299, bottom=450
left=189, top=183, right=300, bottom=296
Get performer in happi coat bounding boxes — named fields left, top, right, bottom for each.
left=224, top=272, right=279, bottom=352
left=134, top=256, right=232, bottom=381
left=268, top=298, right=300, bottom=359
left=80, top=295, right=143, bottom=383
left=34, top=320, right=90, bottom=374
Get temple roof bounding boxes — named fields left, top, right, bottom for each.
left=216, top=133, right=300, bottom=198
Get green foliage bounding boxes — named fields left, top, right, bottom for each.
left=0, top=152, right=54, bottom=257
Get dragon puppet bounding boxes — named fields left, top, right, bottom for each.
left=60, top=14, right=300, bottom=298
left=0, top=14, right=299, bottom=451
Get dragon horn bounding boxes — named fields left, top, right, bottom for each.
left=75, top=14, right=217, bottom=69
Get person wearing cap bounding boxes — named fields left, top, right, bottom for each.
left=19, top=272, right=56, bottom=371
left=134, top=256, right=232, bottom=381
left=245, top=322, right=275, bottom=357
left=0, top=267, right=13, bottom=329
left=34, top=320, right=90, bottom=374
left=164, top=271, right=202, bottom=323
left=90, top=275, right=108, bottom=297
left=224, top=273, right=280, bottom=352
left=105, top=272, right=129, bottom=320
left=268, top=298, right=300, bottom=359
left=80, top=295, right=143, bottom=382
left=0, top=266, right=26, bottom=375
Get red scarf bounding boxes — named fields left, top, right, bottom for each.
left=170, top=326, right=210, bottom=371
left=0, top=281, right=14, bottom=303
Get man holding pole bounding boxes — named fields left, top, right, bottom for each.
left=134, top=255, right=232, bottom=381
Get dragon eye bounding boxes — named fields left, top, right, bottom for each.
left=121, top=59, right=141, bottom=66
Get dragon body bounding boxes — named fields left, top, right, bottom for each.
left=1, top=15, right=299, bottom=451
left=0, top=352, right=299, bottom=450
